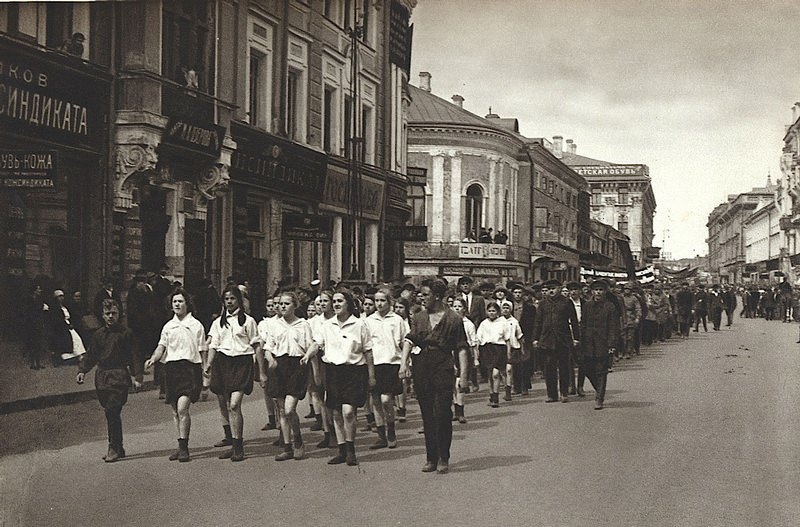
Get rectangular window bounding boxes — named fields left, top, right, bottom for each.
left=344, top=95, right=352, bottom=157
left=46, top=3, right=72, bottom=48
left=7, top=3, right=39, bottom=40
left=592, top=188, right=602, bottom=205
left=324, top=0, right=334, bottom=18
left=343, top=0, right=352, bottom=28
left=618, top=186, right=629, bottom=205
left=324, top=86, right=335, bottom=153
left=162, top=1, right=214, bottom=93
left=247, top=18, right=273, bottom=129
left=618, top=220, right=628, bottom=234
left=362, top=105, right=374, bottom=163
left=287, top=69, right=299, bottom=140
left=408, top=184, right=426, bottom=226
left=361, top=0, right=370, bottom=43
left=548, top=181, right=554, bottom=195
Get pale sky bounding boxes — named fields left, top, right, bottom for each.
left=410, top=0, right=800, bottom=259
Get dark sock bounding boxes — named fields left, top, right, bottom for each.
left=346, top=441, right=355, bottom=454
left=387, top=423, right=396, bottom=441
left=222, top=424, right=232, bottom=441
left=376, top=425, right=387, bottom=441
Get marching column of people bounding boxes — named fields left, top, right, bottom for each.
left=74, top=270, right=784, bottom=472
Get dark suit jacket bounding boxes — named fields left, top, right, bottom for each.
left=579, top=298, right=620, bottom=358
left=532, top=295, right=579, bottom=351
left=462, top=292, right=486, bottom=326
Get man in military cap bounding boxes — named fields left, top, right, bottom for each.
left=532, top=279, right=579, bottom=403
left=578, top=279, right=619, bottom=409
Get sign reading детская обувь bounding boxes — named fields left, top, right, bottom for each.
left=0, top=150, right=57, bottom=188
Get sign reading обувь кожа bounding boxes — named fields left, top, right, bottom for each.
left=0, top=150, right=57, bottom=188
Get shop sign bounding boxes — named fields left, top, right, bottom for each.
left=389, top=2, right=412, bottom=70
left=162, top=116, right=224, bottom=158
left=282, top=213, right=333, bottom=243
left=572, top=165, right=648, bottom=177
left=231, top=123, right=326, bottom=201
left=4, top=200, right=25, bottom=277
left=458, top=242, right=507, bottom=260
left=440, top=265, right=514, bottom=277
left=0, top=42, right=109, bottom=151
left=0, top=150, right=57, bottom=188
left=386, top=225, right=427, bottom=241
left=321, top=166, right=385, bottom=221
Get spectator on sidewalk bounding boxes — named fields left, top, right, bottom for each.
left=22, top=283, right=48, bottom=370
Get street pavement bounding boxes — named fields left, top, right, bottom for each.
left=2, top=316, right=800, bottom=527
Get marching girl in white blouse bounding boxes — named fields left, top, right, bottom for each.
left=501, top=300, right=524, bottom=403
left=314, top=290, right=374, bottom=466
left=257, top=296, right=280, bottom=433
left=263, top=292, right=315, bottom=461
left=476, top=302, right=511, bottom=408
left=451, top=297, right=478, bottom=423
left=145, top=289, right=207, bottom=462
left=308, top=291, right=335, bottom=448
left=205, top=285, right=264, bottom=462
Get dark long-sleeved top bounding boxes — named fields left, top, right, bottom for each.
left=407, top=308, right=469, bottom=392
left=79, top=323, right=142, bottom=382
left=531, top=295, right=579, bottom=350
left=579, top=298, right=620, bottom=359
left=675, top=291, right=694, bottom=316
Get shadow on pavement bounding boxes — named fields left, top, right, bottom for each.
left=449, top=454, right=532, bottom=473
left=609, top=400, right=656, bottom=409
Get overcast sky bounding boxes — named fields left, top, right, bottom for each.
left=409, top=0, right=800, bottom=259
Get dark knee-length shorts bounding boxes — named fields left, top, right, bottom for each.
left=324, top=363, right=368, bottom=409
left=267, top=355, right=308, bottom=399
left=370, top=363, right=403, bottom=396
left=210, top=353, right=254, bottom=396
left=164, top=360, right=203, bottom=404
left=480, top=343, right=508, bottom=371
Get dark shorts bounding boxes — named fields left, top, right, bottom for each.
left=164, top=360, right=203, bottom=404
left=371, top=363, right=403, bottom=396
left=267, top=355, right=308, bottom=400
left=210, top=353, right=254, bottom=396
left=324, top=362, right=368, bottom=409
left=480, top=343, right=508, bottom=371
left=95, top=368, right=131, bottom=409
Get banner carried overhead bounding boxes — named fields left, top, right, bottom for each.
left=580, top=265, right=655, bottom=284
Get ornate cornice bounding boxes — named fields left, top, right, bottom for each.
left=197, top=163, right=230, bottom=201
left=114, top=136, right=158, bottom=210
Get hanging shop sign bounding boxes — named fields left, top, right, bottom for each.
left=571, top=165, right=648, bottom=177
left=0, top=150, right=57, bottom=188
left=231, top=123, right=326, bottom=201
left=389, top=2, right=412, bottom=71
left=0, top=40, right=109, bottom=151
left=386, top=225, right=427, bottom=241
left=321, top=165, right=385, bottom=221
left=282, top=213, right=333, bottom=243
left=440, top=266, right=516, bottom=277
left=162, top=116, right=225, bottom=158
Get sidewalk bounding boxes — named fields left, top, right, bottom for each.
left=0, top=340, right=155, bottom=414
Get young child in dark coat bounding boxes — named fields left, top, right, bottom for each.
left=77, top=299, right=143, bottom=462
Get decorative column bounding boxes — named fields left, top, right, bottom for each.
left=448, top=151, right=462, bottom=242
left=114, top=136, right=159, bottom=211
left=431, top=151, right=446, bottom=242
left=331, top=216, right=343, bottom=283
left=488, top=155, right=499, bottom=233
left=365, top=222, right=379, bottom=283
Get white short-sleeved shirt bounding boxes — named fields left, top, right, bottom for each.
left=366, top=311, right=409, bottom=365
left=257, top=315, right=279, bottom=353
left=158, top=313, right=208, bottom=364
left=209, top=309, right=260, bottom=357
left=314, top=314, right=371, bottom=366
left=462, top=317, right=478, bottom=348
left=265, top=317, right=313, bottom=358
left=476, top=317, right=511, bottom=346
left=504, top=315, right=523, bottom=349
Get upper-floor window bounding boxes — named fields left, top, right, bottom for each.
left=247, top=17, right=273, bottom=130
left=3, top=3, right=90, bottom=59
left=465, top=184, right=483, bottom=239
left=162, top=1, right=214, bottom=93
left=618, top=220, right=629, bottom=234
left=618, top=185, right=629, bottom=205
left=592, top=188, right=602, bottom=205
left=408, top=180, right=426, bottom=227
left=286, top=36, right=309, bottom=143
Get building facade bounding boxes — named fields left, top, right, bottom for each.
left=777, top=102, right=800, bottom=283
left=743, top=200, right=781, bottom=282
left=706, top=183, right=774, bottom=284
left=560, top=141, right=657, bottom=266
left=0, top=3, right=113, bottom=328
left=528, top=138, right=588, bottom=282
left=404, top=76, right=532, bottom=284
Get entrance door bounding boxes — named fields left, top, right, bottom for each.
left=139, top=185, right=170, bottom=273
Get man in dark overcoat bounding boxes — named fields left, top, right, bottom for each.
left=577, top=279, right=619, bottom=410
left=532, top=279, right=579, bottom=403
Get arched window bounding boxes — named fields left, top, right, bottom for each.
left=465, top=184, right=483, bottom=240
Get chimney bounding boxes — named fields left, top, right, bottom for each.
left=485, top=106, right=499, bottom=119
left=419, top=72, right=431, bottom=92
left=552, top=135, right=563, bottom=158
left=566, top=139, right=576, bottom=155
left=451, top=94, right=464, bottom=108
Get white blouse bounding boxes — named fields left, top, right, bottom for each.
left=209, top=309, right=260, bottom=357
left=264, top=317, right=313, bottom=358
left=314, top=314, right=371, bottom=366
left=504, top=315, right=524, bottom=349
left=158, top=313, right=207, bottom=364
left=462, top=316, right=478, bottom=348
left=366, top=311, right=409, bottom=365
left=476, top=317, right=511, bottom=346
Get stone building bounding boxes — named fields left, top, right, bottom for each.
left=404, top=76, right=532, bottom=283
left=560, top=141, right=657, bottom=266
left=777, top=102, right=800, bottom=283
left=743, top=199, right=781, bottom=282
left=706, top=182, right=774, bottom=284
